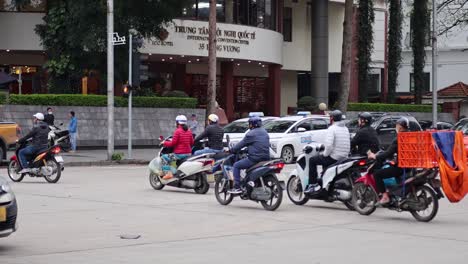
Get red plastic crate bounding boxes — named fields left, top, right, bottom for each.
left=398, top=131, right=438, bottom=168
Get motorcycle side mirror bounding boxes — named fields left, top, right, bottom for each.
left=59, top=122, right=64, bottom=126
left=159, top=135, right=164, bottom=141
left=303, top=145, right=313, bottom=154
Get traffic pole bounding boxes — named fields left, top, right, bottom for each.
left=128, top=33, right=133, bottom=159
left=107, top=0, right=115, bottom=160
left=432, top=0, right=438, bottom=127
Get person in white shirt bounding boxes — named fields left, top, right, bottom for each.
left=304, top=110, right=351, bottom=194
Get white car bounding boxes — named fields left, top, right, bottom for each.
left=223, top=116, right=279, bottom=146
left=266, top=115, right=330, bottom=163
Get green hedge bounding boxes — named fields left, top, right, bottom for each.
left=0, top=93, right=6, bottom=104
left=348, top=103, right=441, bottom=113
left=7, top=94, right=198, bottom=108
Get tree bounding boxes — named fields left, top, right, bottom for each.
left=411, top=0, right=429, bottom=104
left=206, top=0, right=217, bottom=116
left=437, top=0, right=468, bottom=35
left=357, top=0, right=375, bottom=102
left=336, top=0, right=354, bottom=111
left=25, top=0, right=188, bottom=93
left=387, top=0, right=403, bottom=103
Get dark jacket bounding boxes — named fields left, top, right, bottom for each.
left=44, top=114, right=55, bottom=126
left=194, top=124, right=224, bottom=150
left=376, top=138, right=397, bottom=164
left=232, top=127, right=270, bottom=162
left=19, top=121, right=50, bottom=149
left=351, top=125, right=380, bottom=156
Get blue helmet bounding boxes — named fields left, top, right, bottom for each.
left=248, top=116, right=262, bottom=128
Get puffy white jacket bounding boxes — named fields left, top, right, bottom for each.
left=323, top=121, right=351, bottom=160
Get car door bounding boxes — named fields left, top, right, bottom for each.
left=376, top=118, right=397, bottom=149
left=289, top=119, right=312, bottom=154
left=309, top=118, right=329, bottom=144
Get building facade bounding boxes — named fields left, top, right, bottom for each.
left=0, top=0, right=388, bottom=120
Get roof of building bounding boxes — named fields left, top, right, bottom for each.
left=426, top=82, right=468, bottom=98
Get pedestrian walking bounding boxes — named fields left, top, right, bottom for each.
left=188, top=114, right=199, bottom=135
left=44, top=107, right=55, bottom=126
left=68, top=111, right=78, bottom=152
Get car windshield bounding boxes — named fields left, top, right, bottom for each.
left=223, top=121, right=249, bottom=133
left=264, top=120, right=295, bottom=133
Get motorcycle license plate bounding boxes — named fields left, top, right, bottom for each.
left=0, top=207, right=6, bottom=222
left=55, top=156, right=64, bottom=163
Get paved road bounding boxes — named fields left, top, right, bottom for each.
left=1, top=166, right=468, bottom=264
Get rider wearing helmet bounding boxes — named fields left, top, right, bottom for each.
left=193, top=114, right=224, bottom=155
left=351, top=112, right=380, bottom=155
left=18, top=113, right=50, bottom=173
left=229, top=116, right=270, bottom=194
left=162, top=115, right=194, bottom=179
left=367, top=117, right=409, bottom=205
left=305, top=110, right=351, bottom=194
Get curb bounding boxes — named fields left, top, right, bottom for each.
left=66, top=159, right=150, bottom=167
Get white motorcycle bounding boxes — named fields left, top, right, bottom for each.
left=286, top=144, right=367, bottom=210
left=48, top=123, right=71, bottom=151
left=148, top=136, right=214, bottom=194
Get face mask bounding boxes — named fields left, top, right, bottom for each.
left=48, top=111, right=53, bottom=114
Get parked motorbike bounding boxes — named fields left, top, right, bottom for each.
left=48, top=123, right=71, bottom=152
left=286, top=144, right=366, bottom=210
left=148, top=136, right=214, bottom=194
left=213, top=138, right=285, bottom=211
left=7, top=141, right=64, bottom=183
left=351, top=161, right=443, bottom=222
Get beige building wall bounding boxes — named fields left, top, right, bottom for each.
left=0, top=12, right=43, bottom=51
left=280, top=70, right=298, bottom=115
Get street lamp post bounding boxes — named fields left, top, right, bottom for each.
left=432, top=0, right=438, bottom=127
left=107, top=0, right=115, bottom=160
left=128, top=33, right=133, bottom=159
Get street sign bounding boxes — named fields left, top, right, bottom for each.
left=111, top=32, right=126, bottom=45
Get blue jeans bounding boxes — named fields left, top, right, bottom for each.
left=19, top=145, right=43, bottom=169
left=70, top=132, right=77, bottom=151
left=194, top=148, right=222, bottom=156
left=232, top=158, right=256, bottom=188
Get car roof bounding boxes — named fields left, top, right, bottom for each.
left=232, top=116, right=279, bottom=122
left=272, top=115, right=329, bottom=122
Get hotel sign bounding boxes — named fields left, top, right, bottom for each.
left=141, top=19, right=283, bottom=65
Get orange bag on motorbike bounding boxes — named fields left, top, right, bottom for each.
left=433, top=131, right=468, bottom=203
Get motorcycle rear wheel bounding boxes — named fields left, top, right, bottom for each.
left=214, top=176, right=234, bottom=205
left=261, top=175, right=283, bottom=211
left=8, top=160, right=24, bottom=182
left=352, top=182, right=377, bottom=216
left=44, top=160, right=61, bottom=183
left=194, top=173, right=210, bottom=194
left=149, top=172, right=165, bottom=190
left=286, top=176, right=309, bottom=205
left=410, top=185, right=439, bottom=222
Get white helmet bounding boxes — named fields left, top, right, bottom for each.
left=175, top=115, right=188, bottom=124
left=33, top=113, right=44, bottom=120
left=208, top=114, right=219, bottom=123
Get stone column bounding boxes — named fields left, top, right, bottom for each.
left=268, top=64, right=281, bottom=116
left=311, top=0, right=329, bottom=105
left=221, top=61, right=235, bottom=121
left=225, top=0, right=234, bottom=23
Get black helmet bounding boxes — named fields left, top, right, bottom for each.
left=396, top=117, right=409, bottom=129
left=330, top=110, right=343, bottom=122
left=358, top=112, right=373, bottom=125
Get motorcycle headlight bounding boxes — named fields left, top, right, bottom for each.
left=0, top=183, right=14, bottom=203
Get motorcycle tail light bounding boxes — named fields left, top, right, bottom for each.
left=51, top=146, right=61, bottom=154
left=201, top=159, right=214, bottom=166
left=358, top=160, right=367, bottom=166
left=271, top=162, right=285, bottom=173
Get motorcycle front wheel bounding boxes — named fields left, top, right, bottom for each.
left=44, top=159, right=61, bottom=183
left=214, top=176, right=234, bottom=205
left=261, top=175, right=283, bottom=211
left=8, top=160, right=24, bottom=182
left=352, top=182, right=377, bottom=216
left=286, top=176, right=309, bottom=205
left=149, top=172, right=165, bottom=190
left=410, top=185, right=439, bottom=222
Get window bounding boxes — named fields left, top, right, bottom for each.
left=296, top=121, right=312, bottom=131
left=310, top=119, right=328, bottom=130
left=264, top=120, right=295, bottom=133
left=368, top=73, right=381, bottom=95
left=283, top=7, right=292, bottom=41
left=183, top=0, right=225, bottom=22
left=410, top=72, right=430, bottom=93
left=0, top=0, right=46, bottom=12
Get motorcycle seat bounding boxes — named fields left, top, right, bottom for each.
left=246, top=160, right=281, bottom=173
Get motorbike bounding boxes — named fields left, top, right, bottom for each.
left=286, top=144, right=366, bottom=210
left=7, top=141, right=64, bottom=183
left=148, top=136, right=214, bottom=194
left=212, top=139, right=285, bottom=211
left=48, top=123, right=71, bottom=152
left=351, top=161, right=443, bottom=222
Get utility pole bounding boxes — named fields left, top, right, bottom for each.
left=432, top=0, right=438, bottom=127
left=107, top=0, right=115, bottom=160
left=128, top=33, right=133, bottom=159
left=207, top=0, right=217, bottom=116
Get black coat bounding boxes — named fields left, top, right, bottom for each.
left=44, top=114, right=55, bottom=126
left=194, top=124, right=224, bottom=150
left=19, top=121, right=50, bottom=149
left=351, top=125, right=380, bottom=156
